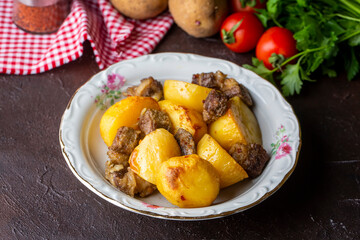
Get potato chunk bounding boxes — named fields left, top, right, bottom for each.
left=159, top=100, right=207, bottom=143
left=163, top=80, right=212, bottom=112
left=209, top=96, right=261, bottom=151
left=100, top=96, right=160, bottom=146
left=156, top=154, right=220, bottom=208
left=197, top=134, right=248, bottom=188
left=129, top=128, right=181, bottom=184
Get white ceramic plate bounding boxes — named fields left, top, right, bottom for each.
left=59, top=53, right=301, bottom=220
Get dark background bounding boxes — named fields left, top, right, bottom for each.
left=1, top=25, right=359, bottom=239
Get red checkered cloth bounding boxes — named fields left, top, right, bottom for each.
left=0, top=0, right=173, bottom=75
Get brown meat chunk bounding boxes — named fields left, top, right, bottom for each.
left=192, top=70, right=227, bottom=89
left=192, top=72, right=218, bottom=89
left=202, top=89, right=228, bottom=124
left=107, top=151, right=130, bottom=165
left=214, top=70, right=227, bottom=87
left=229, top=143, right=270, bottom=178
left=108, top=126, right=142, bottom=156
left=174, top=128, right=196, bottom=156
left=105, top=162, right=156, bottom=197
left=221, top=78, right=253, bottom=107
left=139, top=108, right=172, bottom=135
left=105, top=126, right=155, bottom=197
left=125, top=77, right=163, bottom=101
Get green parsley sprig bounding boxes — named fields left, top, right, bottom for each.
left=244, top=0, right=360, bottom=96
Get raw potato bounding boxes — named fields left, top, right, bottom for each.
left=110, top=0, right=168, bottom=20
left=169, top=0, right=228, bottom=38
left=156, top=154, right=220, bottom=208
left=197, top=134, right=248, bottom=188
left=164, top=80, right=212, bottom=112
left=209, top=96, right=262, bottom=151
left=129, top=128, right=181, bottom=184
left=100, top=96, right=160, bottom=146
left=159, top=100, right=207, bottom=142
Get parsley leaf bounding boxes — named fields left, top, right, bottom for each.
left=243, top=58, right=275, bottom=84
left=266, top=0, right=282, bottom=18
left=255, top=9, right=271, bottom=27
left=349, top=33, right=360, bottom=46
left=321, top=65, right=338, bottom=78
left=345, top=48, right=360, bottom=80
left=296, top=0, right=307, bottom=7
left=280, top=63, right=303, bottom=96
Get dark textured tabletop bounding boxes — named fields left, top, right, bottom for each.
left=1, top=25, right=360, bottom=239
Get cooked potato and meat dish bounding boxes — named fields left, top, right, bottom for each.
left=100, top=71, right=269, bottom=208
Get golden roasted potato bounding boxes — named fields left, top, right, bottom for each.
left=163, top=80, right=212, bottom=112
left=197, top=134, right=248, bottom=188
left=156, top=154, right=220, bottom=208
left=110, top=0, right=168, bottom=20
left=100, top=96, right=160, bottom=146
left=209, top=96, right=262, bottom=151
left=158, top=100, right=207, bottom=142
left=129, top=128, right=181, bottom=184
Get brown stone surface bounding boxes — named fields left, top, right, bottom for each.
left=1, top=25, right=359, bottom=239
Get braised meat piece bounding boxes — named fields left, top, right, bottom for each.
left=221, top=78, right=253, bottom=107
left=192, top=70, right=227, bottom=89
left=125, top=77, right=163, bottom=101
left=105, top=126, right=156, bottom=197
left=107, top=151, right=130, bottom=165
left=108, top=126, right=142, bottom=156
left=174, top=128, right=196, bottom=156
left=214, top=70, right=227, bottom=86
left=139, top=108, right=172, bottom=135
left=229, top=143, right=270, bottom=178
left=192, top=72, right=219, bottom=89
left=202, top=89, right=228, bottom=124
left=106, top=163, right=156, bottom=197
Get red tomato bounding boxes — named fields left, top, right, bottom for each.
left=221, top=12, right=264, bottom=53
left=230, top=0, right=267, bottom=13
left=256, top=27, right=298, bottom=69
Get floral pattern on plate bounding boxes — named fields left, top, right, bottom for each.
left=95, top=73, right=126, bottom=110
left=271, top=125, right=292, bottom=160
